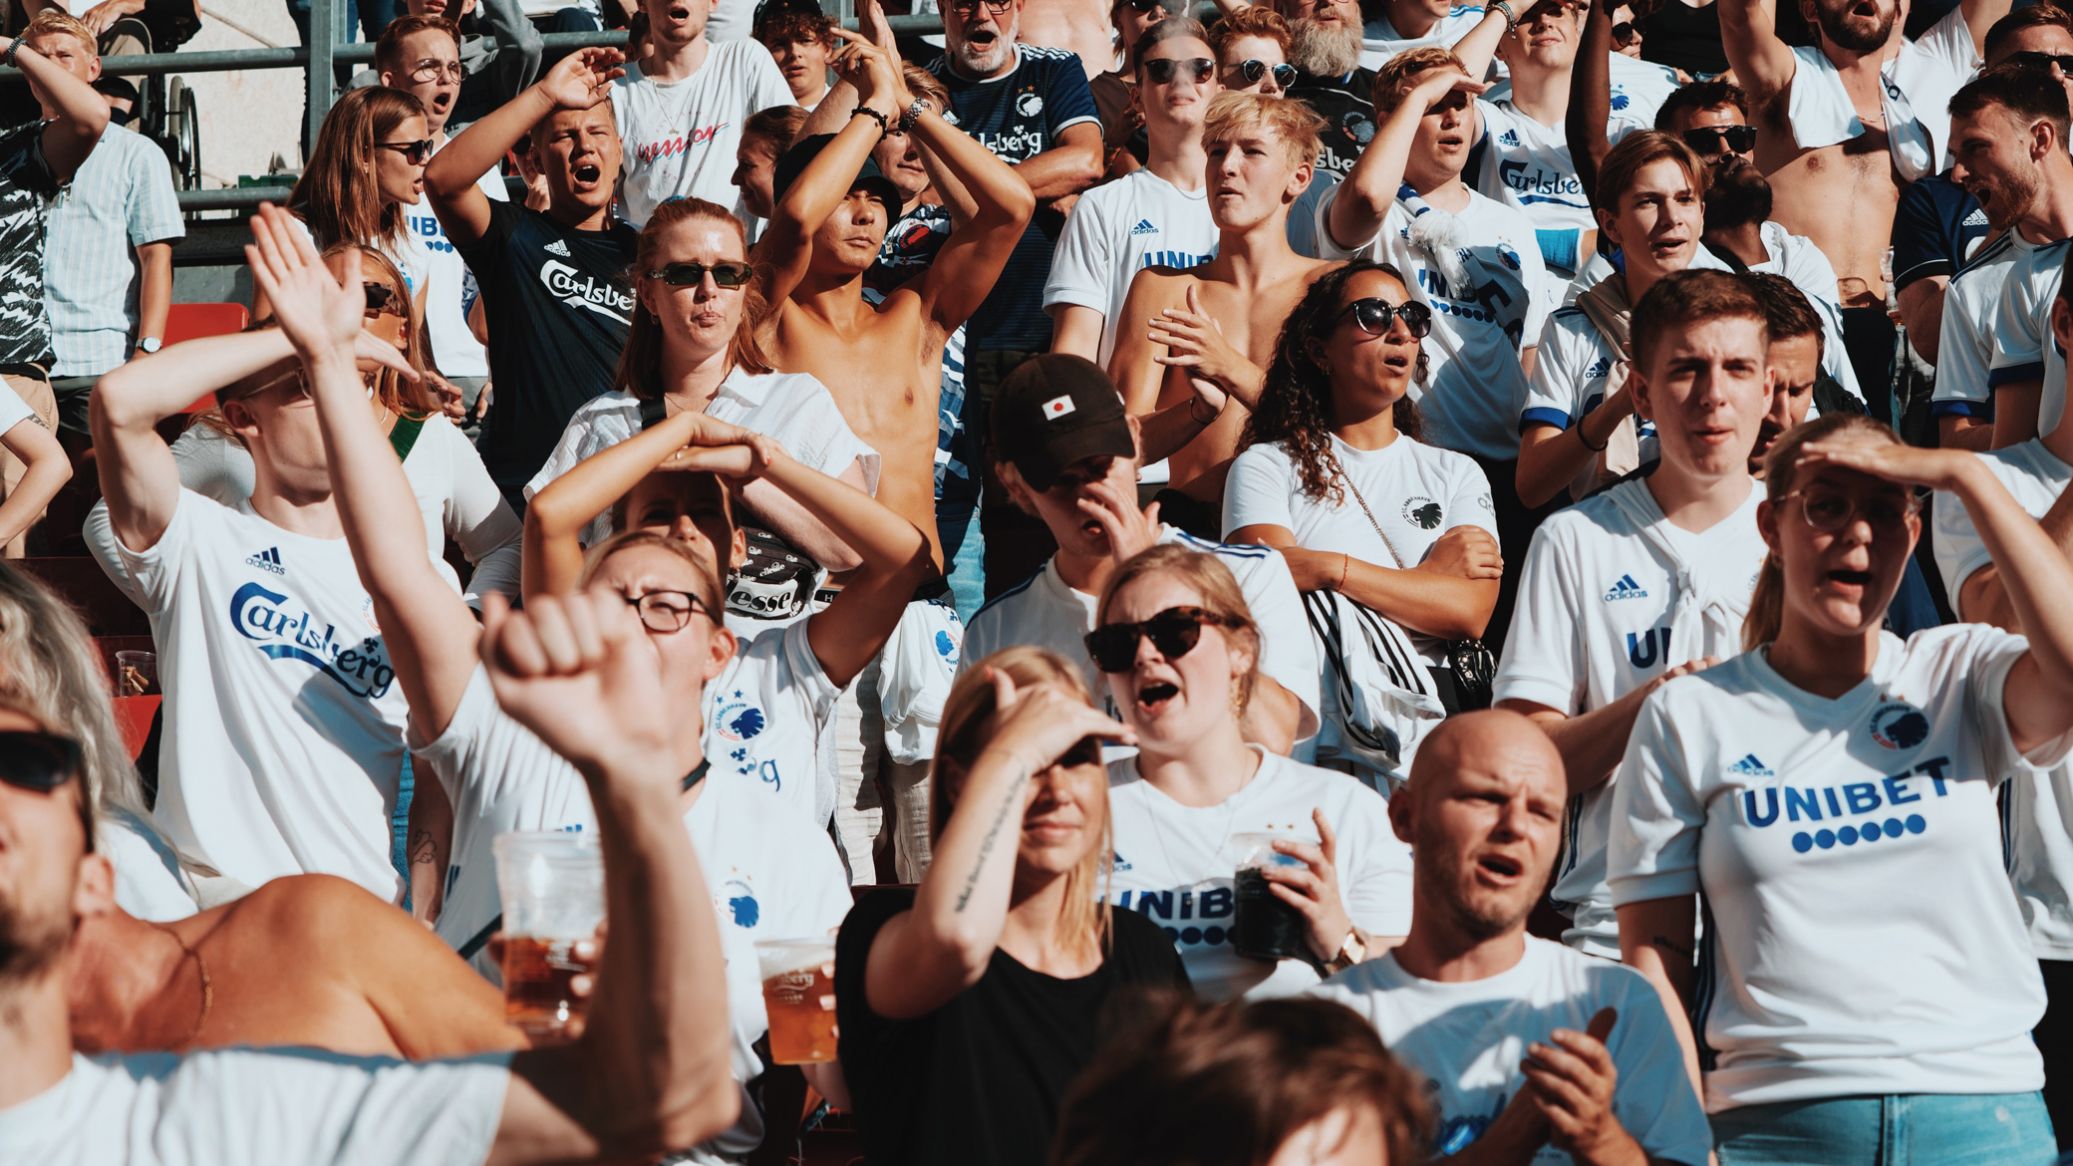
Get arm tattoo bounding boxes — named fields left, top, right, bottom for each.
left=1650, top=933, right=1695, bottom=963
left=408, top=826, right=437, bottom=869
left=953, top=770, right=1031, bottom=913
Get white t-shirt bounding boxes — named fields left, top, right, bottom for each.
left=1224, top=433, right=1497, bottom=663
left=1609, top=626, right=2065, bottom=1110
left=612, top=44, right=796, bottom=229
left=100, top=809, right=198, bottom=923
left=85, top=418, right=522, bottom=609
left=99, top=492, right=411, bottom=901
left=1472, top=98, right=1647, bottom=276
left=1932, top=228, right=2033, bottom=423
left=1043, top=168, right=1219, bottom=367
left=410, top=672, right=849, bottom=1161
left=960, top=526, right=1321, bottom=742
left=1312, top=184, right=1549, bottom=459
left=1359, top=5, right=1485, bottom=71
left=1931, top=438, right=2073, bottom=959
left=1494, top=476, right=1765, bottom=958
left=0, top=1050, right=509, bottom=1166
left=1309, top=937, right=1712, bottom=1165
left=1107, top=747, right=1412, bottom=1001
left=404, top=159, right=508, bottom=381
left=524, top=370, right=882, bottom=547
left=1987, top=236, right=2068, bottom=440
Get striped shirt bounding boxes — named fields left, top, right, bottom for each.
left=44, top=123, right=184, bottom=377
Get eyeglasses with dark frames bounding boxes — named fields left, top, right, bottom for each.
left=625, top=590, right=717, bottom=634
left=1335, top=297, right=1434, bottom=339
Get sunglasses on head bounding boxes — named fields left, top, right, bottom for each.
left=1143, top=56, right=1215, bottom=84
left=1233, top=58, right=1298, bottom=87
left=1681, top=125, right=1757, bottom=155
left=1084, top=605, right=1236, bottom=673
left=646, top=261, right=756, bottom=288
left=2006, top=50, right=2073, bottom=73
left=376, top=138, right=436, bottom=165
left=0, top=730, right=82, bottom=794
left=1337, top=297, right=1433, bottom=338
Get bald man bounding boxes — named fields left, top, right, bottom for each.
left=1310, top=712, right=1709, bottom=1165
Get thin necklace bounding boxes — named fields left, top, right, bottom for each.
left=1139, top=748, right=1260, bottom=876
left=154, top=924, right=213, bottom=1048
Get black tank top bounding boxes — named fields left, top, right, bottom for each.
left=1641, top=0, right=1728, bottom=79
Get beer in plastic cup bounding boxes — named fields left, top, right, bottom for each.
left=1231, top=831, right=1309, bottom=962
left=493, top=831, right=604, bottom=1043
left=755, top=938, right=838, bottom=1064
left=116, top=650, right=157, bottom=697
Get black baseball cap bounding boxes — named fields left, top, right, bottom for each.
left=772, top=133, right=905, bottom=223
left=991, top=355, right=1136, bottom=491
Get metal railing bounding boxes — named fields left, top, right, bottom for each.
left=3, top=2, right=946, bottom=215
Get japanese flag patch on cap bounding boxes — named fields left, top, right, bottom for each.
left=1043, top=394, right=1077, bottom=421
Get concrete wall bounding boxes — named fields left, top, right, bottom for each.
left=184, top=0, right=309, bottom=186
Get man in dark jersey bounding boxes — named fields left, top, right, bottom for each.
left=426, top=47, right=639, bottom=509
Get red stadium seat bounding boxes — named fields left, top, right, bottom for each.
left=163, top=303, right=251, bottom=414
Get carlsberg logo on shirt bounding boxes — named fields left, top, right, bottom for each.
left=539, top=260, right=635, bottom=324
left=230, top=581, right=397, bottom=700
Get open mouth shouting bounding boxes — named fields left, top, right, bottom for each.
left=1474, top=850, right=1526, bottom=886
left=1134, top=678, right=1181, bottom=718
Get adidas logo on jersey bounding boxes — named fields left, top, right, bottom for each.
left=1963, top=208, right=1989, bottom=228
left=1585, top=357, right=1613, bottom=379
left=1728, top=753, right=1774, bottom=778
left=1603, top=574, right=1647, bottom=601
left=544, top=238, right=571, bottom=257
left=245, top=546, right=286, bottom=576
left=1112, top=851, right=1133, bottom=872
left=1499, top=129, right=1520, bottom=146
left=1131, top=219, right=1159, bottom=236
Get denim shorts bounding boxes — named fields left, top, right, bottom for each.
left=1712, top=1092, right=2056, bottom=1166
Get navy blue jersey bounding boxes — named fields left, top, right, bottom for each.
left=1288, top=68, right=1379, bottom=181
left=1892, top=170, right=1989, bottom=292
left=928, top=46, right=1100, bottom=353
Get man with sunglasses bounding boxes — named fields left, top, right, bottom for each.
left=963, top=355, right=1319, bottom=753
left=379, top=14, right=509, bottom=428
left=23, top=11, right=181, bottom=444
left=1048, top=19, right=1221, bottom=367
left=1932, top=240, right=2073, bottom=1150
left=427, top=48, right=640, bottom=509
left=0, top=659, right=747, bottom=1162
left=1719, top=0, right=2011, bottom=410
left=1497, top=269, right=1772, bottom=964
left=1942, top=60, right=2073, bottom=453
left=1087, top=0, right=1186, bottom=165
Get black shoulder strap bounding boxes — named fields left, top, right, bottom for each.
left=638, top=395, right=667, bottom=430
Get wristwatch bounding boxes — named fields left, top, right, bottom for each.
left=138, top=337, right=162, bottom=354
left=1320, top=928, right=1368, bottom=976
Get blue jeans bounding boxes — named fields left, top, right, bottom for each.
left=1713, top=1093, right=2056, bottom=1166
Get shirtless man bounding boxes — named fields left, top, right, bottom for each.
left=757, top=27, right=1034, bottom=574
left=67, top=875, right=529, bottom=1059
left=1107, top=91, right=1338, bottom=533
left=1721, top=0, right=2007, bottom=404
left=1020, top=0, right=1121, bottom=80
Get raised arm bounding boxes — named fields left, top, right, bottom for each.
left=862, top=674, right=1131, bottom=1020
left=484, top=589, right=738, bottom=1164
left=1567, top=0, right=1615, bottom=211
left=1327, top=67, right=1483, bottom=252
left=244, top=204, right=482, bottom=742
left=5, top=36, right=108, bottom=180
left=427, top=49, right=625, bottom=246
left=1963, top=0, right=2015, bottom=57
left=524, top=409, right=722, bottom=600
left=1717, top=0, right=1797, bottom=107
left=88, top=327, right=301, bottom=551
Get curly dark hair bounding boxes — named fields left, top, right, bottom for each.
left=1243, top=260, right=1425, bottom=507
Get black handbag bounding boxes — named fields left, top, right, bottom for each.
left=1340, top=475, right=1494, bottom=714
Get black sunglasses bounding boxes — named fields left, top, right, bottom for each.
left=2006, top=50, right=2073, bottom=73
left=1611, top=20, right=1641, bottom=45
left=646, top=261, right=756, bottom=288
left=1337, top=297, right=1433, bottom=338
left=1681, top=125, right=1757, bottom=155
left=0, top=730, right=83, bottom=794
left=362, top=282, right=400, bottom=315
left=1125, top=0, right=1169, bottom=11
left=1143, top=56, right=1215, bottom=84
left=1234, top=58, right=1299, bottom=88
left=376, top=138, right=436, bottom=165
left=1085, top=606, right=1236, bottom=673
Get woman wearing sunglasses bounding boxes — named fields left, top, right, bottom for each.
left=1209, top=6, right=1296, bottom=97
left=1096, top=544, right=1410, bottom=1001
left=1226, top=260, right=1502, bottom=705
left=1610, top=414, right=2073, bottom=1163
left=835, top=646, right=1187, bottom=1166
left=527, top=195, right=875, bottom=574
